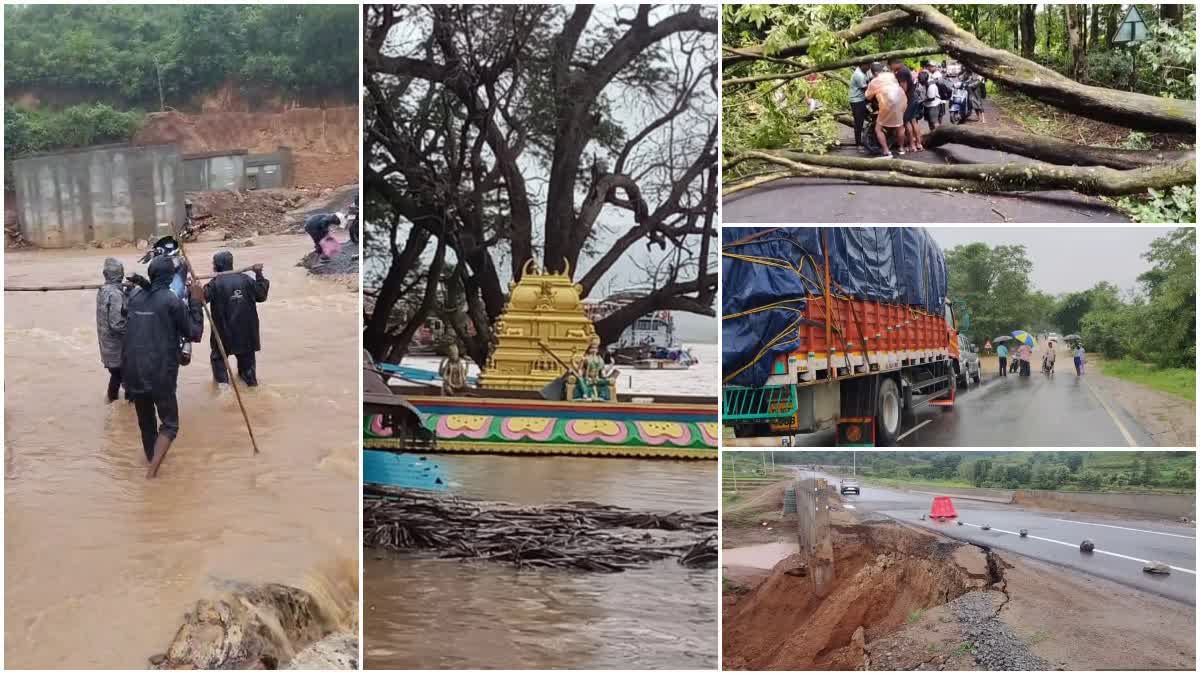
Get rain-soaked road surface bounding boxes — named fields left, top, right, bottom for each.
left=723, top=101, right=1129, bottom=224
left=5, top=235, right=358, bottom=668
left=789, top=353, right=1151, bottom=447
left=807, top=470, right=1196, bottom=605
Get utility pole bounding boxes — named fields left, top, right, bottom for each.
left=153, top=55, right=165, bottom=112
left=853, top=450, right=857, bottom=476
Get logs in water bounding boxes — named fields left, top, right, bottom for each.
left=363, top=485, right=717, bottom=573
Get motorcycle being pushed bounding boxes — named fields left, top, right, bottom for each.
left=138, top=235, right=195, bottom=366
left=948, top=82, right=971, bottom=125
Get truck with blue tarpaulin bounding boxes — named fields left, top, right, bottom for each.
left=722, top=227, right=963, bottom=446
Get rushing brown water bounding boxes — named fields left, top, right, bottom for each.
left=364, top=454, right=718, bottom=669
left=4, top=235, right=358, bottom=668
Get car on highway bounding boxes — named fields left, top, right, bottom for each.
left=839, top=478, right=860, bottom=495
left=957, top=335, right=981, bottom=387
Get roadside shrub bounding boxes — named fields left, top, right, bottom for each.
left=1116, top=186, right=1196, bottom=224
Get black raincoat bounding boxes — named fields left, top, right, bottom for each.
left=204, top=251, right=270, bottom=355
left=121, top=257, right=204, bottom=396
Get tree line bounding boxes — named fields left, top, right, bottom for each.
left=947, top=228, right=1195, bottom=370
left=4, top=5, right=357, bottom=161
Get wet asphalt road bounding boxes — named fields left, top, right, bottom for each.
left=723, top=101, right=1129, bottom=224
left=812, top=472, right=1197, bottom=605
left=790, top=366, right=1151, bottom=447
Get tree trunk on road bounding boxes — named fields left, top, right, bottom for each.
left=922, top=125, right=1196, bottom=170
left=728, top=149, right=1196, bottom=197
left=898, top=4, right=1195, bottom=133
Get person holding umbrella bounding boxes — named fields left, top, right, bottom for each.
left=1011, top=330, right=1035, bottom=377
left=995, top=338, right=1009, bottom=377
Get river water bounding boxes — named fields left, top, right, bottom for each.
left=365, top=347, right=719, bottom=669
left=4, top=235, right=359, bottom=668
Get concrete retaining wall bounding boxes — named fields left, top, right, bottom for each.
left=13, top=143, right=184, bottom=247
left=1014, top=489, right=1195, bottom=519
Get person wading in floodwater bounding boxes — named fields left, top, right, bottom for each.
left=96, top=257, right=129, bottom=402
left=123, top=256, right=204, bottom=478
left=204, top=251, right=270, bottom=387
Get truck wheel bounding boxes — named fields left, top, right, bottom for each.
left=876, top=377, right=902, bottom=446
left=972, top=367, right=981, bottom=384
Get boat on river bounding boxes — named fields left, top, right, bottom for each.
left=364, top=264, right=717, bottom=462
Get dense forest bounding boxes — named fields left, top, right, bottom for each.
left=722, top=4, right=1196, bottom=221
left=945, top=228, right=1195, bottom=372
left=4, top=4, right=357, bottom=158
left=729, top=451, right=1195, bottom=492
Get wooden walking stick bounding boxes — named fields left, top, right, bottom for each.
left=168, top=222, right=261, bottom=458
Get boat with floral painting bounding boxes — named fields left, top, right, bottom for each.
left=364, top=262, right=717, bottom=462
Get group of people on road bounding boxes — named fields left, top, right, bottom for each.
left=996, top=339, right=1086, bottom=378
left=95, top=245, right=270, bottom=478
left=849, top=59, right=987, bottom=159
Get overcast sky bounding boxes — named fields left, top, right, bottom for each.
left=928, top=227, right=1178, bottom=296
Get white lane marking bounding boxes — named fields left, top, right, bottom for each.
left=843, top=504, right=856, bottom=510
left=960, top=521, right=1196, bottom=575
left=1082, top=377, right=1137, bottom=446
left=896, top=419, right=932, bottom=442
left=1052, top=518, right=1196, bottom=540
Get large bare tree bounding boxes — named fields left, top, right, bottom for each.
left=364, top=4, right=718, bottom=365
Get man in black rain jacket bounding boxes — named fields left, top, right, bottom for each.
left=122, top=256, right=204, bottom=478
left=204, top=251, right=269, bottom=386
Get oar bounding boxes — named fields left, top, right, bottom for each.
left=6, top=266, right=264, bottom=292
left=154, top=222, right=261, bottom=476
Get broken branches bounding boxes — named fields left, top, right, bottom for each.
left=723, top=9, right=913, bottom=68
left=363, top=485, right=718, bottom=573
left=726, top=150, right=1195, bottom=197
left=923, top=125, right=1195, bottom=170
left=724, top=46, right=944, bottom=88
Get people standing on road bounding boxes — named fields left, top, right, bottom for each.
left=919, top=71, right=942, bottom=131
left=204, top=251, right=270, bottom=387
left=888, top=58, right=923, bottom=153
left=96, top=257, right=129, bottom=402
left=1073, top=343, right=1086, bottom=376
left=996, top=342, right=1008, bottom=377
left=865, top=62, right=906, bottom=159
left=849, top=63, right=871, bottom=149
left=1042, top=340, right=1056, bottom=375
left=965, top=70, right=987, bottom=124
left=122, top=256, right=204, bottom=478
left=1018, top=342, right=1032, bottom=376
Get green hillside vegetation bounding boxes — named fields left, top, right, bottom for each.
left=4, top=4, right=357, bottom=159
left=768, top=451, right=1194, bottom=493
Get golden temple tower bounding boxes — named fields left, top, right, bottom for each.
left=478, top=260, right=598, bottom=390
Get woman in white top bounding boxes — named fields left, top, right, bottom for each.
left=919, top=71, right=942, bottom=130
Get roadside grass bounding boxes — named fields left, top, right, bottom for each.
left=906, top=608, right=925, bottom=624
left=1098, top=358, right=1196, bottom=402
left=863, top=476, right=975, bottom=490
left=954, top=641, right=973, bottom=656
left=1028, top=629, right=1050, bottom=645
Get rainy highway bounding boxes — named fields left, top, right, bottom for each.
left=788, top=364, right=1151, bottom=447
left=809, top=471, right=1196, bottom=605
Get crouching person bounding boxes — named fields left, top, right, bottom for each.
left=122, top=257, right=204, bottom=478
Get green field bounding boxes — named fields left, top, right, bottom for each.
left=1098, top=358, right=1196, bottom=401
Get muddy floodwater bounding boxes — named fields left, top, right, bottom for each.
left=4, top=235, right=358, bottom=668
left=365, top=454, right=718, bottom=669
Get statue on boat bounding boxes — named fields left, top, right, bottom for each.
left=566, top=337, right=617, bottom=402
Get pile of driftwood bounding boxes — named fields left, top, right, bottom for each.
left=364, top=484, right=717, bottom=573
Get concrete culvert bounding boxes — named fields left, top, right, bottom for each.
left=1019, top=529, right=1028, bottom=537
left=1143, top=561, right=1171, bottom=575
left=1080, top=539, right=1095, bottom=552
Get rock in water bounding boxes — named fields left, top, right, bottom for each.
left=287, top=632, right=358, bottom=670
left=1080, top=539, right=1095, bottom=552
left=1143, top=561, right=1171, bottom=575
left=152, top=582, right=340, bottom=669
